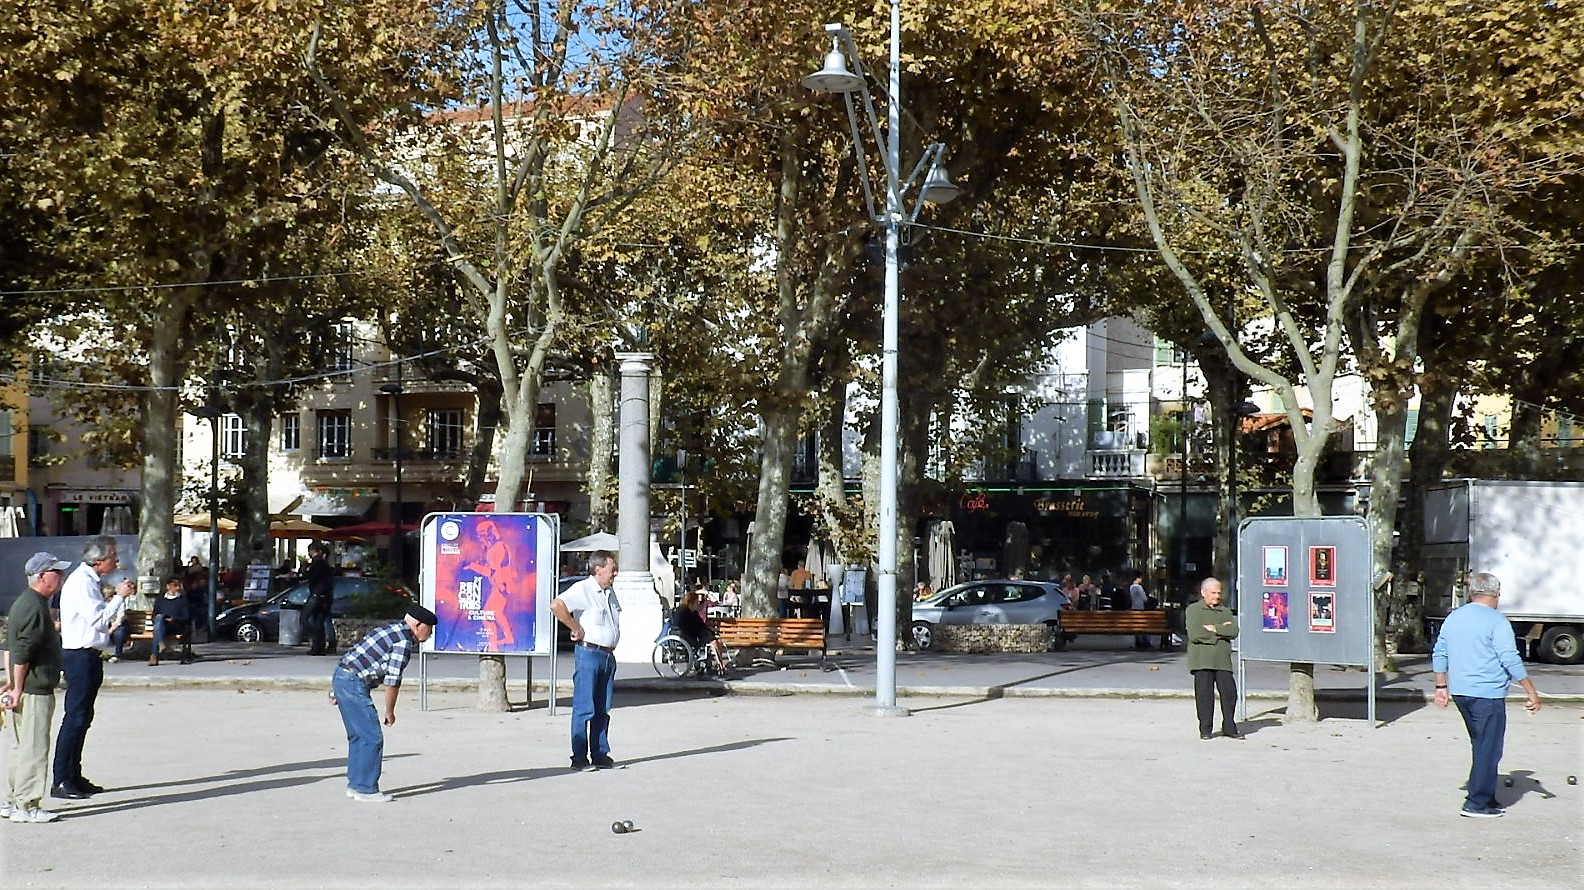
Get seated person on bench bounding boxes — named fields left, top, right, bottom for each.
left=150, top=575, right=193, bottom=665
left=670, top=589, right=728, bottom=676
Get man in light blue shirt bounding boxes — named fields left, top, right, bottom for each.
left=1431, top=572, right=1541, bottom=819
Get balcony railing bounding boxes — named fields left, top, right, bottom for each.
left=371, top=447, right=466, bottom=463
left=1086, top=449, right=1147, bottom=479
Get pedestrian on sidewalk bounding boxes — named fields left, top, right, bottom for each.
left=1185, top=576, right=1242, bottom=740
left=328, top=604, right=437, bottom=802
left=551, top=550, right=620, bottom=771
left=302, top=542, right=337, bottom=656
left=1128, top=574, right=1152, bottom=650
left=53, top=535, right=133, bottom=800
left=1431, top=571, right=1541, bottom=819
left=3, top=552, right=70, bottom=823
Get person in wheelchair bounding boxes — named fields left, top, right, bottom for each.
left=670, top=589, right=728, bottom=677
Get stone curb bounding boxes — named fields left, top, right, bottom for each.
left=98, top=674, right=1584, bottom=703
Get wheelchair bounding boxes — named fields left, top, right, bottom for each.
left=651, top=625, right=728, bottom=679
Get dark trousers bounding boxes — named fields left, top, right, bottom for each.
left=302, top=598, right=331, bottom=653
left=54, top=648, right=105, bottom=786
left=1192, top=668, right=1238, bottom=736
left=1453, top=694, right=1506, bottom=810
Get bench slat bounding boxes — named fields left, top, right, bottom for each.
left=1061, top=610, right=1168, bottom=634
left=712, top=617, right=827, bottom=669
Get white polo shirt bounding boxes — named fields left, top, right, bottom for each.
left=58, top=561, right=124, bottom=650
left=556, top=576, right=621, bottom=648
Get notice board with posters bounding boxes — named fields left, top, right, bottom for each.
left=1236, top=515, right=1378, bottom=724
left=420, top=512, right=558, bottom=655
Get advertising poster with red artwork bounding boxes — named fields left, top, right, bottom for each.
left=423, top=513, right=554, bottom=654
left=1261, top=590, right=1290, bottom=631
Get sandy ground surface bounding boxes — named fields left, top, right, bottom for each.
left=2, top=682, right=1580, bottom=889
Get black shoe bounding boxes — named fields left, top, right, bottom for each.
left=51, top=783, right=90, bottom=800
left=592, top=757, right=617, bottom=770
left=1224, top=732, right=1245, bottom=740
left=77, top=778, right=106, bottom=794
left=570, top=759, right=592, bottom=772
left=1199, top=732, right=1213, bottom=740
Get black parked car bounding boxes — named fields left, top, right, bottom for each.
left=215, top=576, right=410, bottom=643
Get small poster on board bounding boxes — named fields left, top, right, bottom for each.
left=1262, top=546, right=1288, bottom=585
left=1309, top=592, right=1336, bottom=632
left=1262, top=590, right=1290, bottom=631
left=1309, top=546, right=1336, bottom=587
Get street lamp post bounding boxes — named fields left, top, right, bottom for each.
left=186, top=404, right=223, bottom=639
left=805, top=0, right=960, bottom=716
left=379, top=372, right=405, bottom=584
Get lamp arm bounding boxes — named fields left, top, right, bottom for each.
left=842, top=92, right=880, bottom=222
left=904, top=143, right=946, bottom=223
left=834, top=29, right=902, bottom=213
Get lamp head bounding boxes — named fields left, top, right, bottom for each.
left=919, top=160, right=961, bottom=205
left=803, top=42, right=863, bottom=94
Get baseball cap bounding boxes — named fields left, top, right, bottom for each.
left=25, top=552, right=72, bottom=576
left=406, top=604, right=439, bottom=627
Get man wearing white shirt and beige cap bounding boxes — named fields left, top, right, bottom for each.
left=52, top=535, right=133, bottom=800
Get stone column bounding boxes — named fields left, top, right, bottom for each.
left=612, top=352, right=661, bottom=662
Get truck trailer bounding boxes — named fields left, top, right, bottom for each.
left=1422, top=479, right=1584, bottom=664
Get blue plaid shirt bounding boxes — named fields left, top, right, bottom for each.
left=338, top=622, right=417, bottom=688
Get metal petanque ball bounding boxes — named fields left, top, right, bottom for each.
left=1569, top=776, right=1578, bottom=786
left=1504, top=778, right=1513, bottom=787
left=611, top=821, right=627, bottom=834
left=622, top=820, right=635, bottom=831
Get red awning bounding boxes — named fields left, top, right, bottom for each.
left=319, top=520, right=405, bottom=540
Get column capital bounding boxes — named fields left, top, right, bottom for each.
left=614, top=352, right=655, bottom=375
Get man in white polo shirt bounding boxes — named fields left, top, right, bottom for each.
left=53, top=535, right=134, bottom=800
left=551, top=550, right=620, bottom=772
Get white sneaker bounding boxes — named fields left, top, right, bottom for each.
left=346, top=788, right=393, bottom=802
left=9, top=807, right=60, bottom=823
left=0, top=802, right=16, bottom=820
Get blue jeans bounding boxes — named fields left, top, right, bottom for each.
left=570, top=644, right=616, bottom=764
left=153, top=619, right=187, bottom=651
left=109, top=626, right=129, bottom=658
left=333, top=668, right=383, bottom=793
left=53, top=648, right=104, bottom=786
left=1453, top=694, right=1506, bottom=810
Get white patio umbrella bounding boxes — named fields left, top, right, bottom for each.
left=561, top=531, right=619, bottom=552
left=805, top=540, right=831, bottom=587
left=0, top=505, right=19, bottom=538
left=927, top=520, right=956, bottom=592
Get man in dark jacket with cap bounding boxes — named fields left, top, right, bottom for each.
left=326, top=604, right=437, bottom=802
left=3, top=552, right=71, bottom=823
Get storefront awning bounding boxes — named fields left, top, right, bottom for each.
left=291, top=492, right=379, bottom=519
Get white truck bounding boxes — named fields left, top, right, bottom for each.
left=1422, top=479, right=1584, bottom=664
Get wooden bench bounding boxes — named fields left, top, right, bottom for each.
left=121, top=609, right=192, bottom=662
left=123, top=609, right=156, bottom=646
left=713, top=617, right=830, bottom=671
left=1060, top=609, right=1170, bottom=642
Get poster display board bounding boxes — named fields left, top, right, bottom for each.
left=1236, top=515, right=1378, bottom=724
left=420, top=512, right=558, bottom=655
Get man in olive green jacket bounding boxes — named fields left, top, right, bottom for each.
left=1185, top=577, right=1242, bottom=740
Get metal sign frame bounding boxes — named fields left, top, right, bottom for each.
left=1235, top=516, right=1378, bottom=725
left=415, top=511, right=561, bottom=714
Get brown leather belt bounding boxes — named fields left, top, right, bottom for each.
left=577, top=640, right=614, bottom=653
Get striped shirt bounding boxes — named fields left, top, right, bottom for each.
left=337, top=622, right=417, bottom=688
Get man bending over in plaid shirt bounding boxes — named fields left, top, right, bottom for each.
left=328, top=604, right=437, bottom=802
